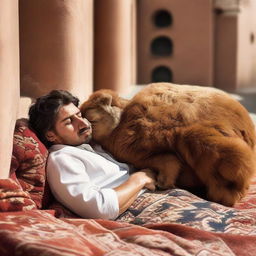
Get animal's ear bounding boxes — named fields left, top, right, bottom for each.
left=93, top=92, right=112, bottom=106
left=80, top=90, right=114, bottom=115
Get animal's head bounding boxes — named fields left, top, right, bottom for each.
left=80, top=89, right=128, bottom=143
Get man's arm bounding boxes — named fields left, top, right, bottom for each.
left=47, top=152, right=121, bottom=219
left=48, top=150, right=156, bottom=219
left=114, top=169, right=156, bottom=214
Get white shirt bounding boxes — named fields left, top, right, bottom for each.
left=47, top=144, right=132, bottom=220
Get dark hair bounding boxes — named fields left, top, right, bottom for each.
left=28, top=90, right=79, bottom=148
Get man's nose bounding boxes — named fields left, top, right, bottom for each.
left=78, top=116, right=90, bottom=128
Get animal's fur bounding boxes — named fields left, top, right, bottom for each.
left=80, top=83, right=256, bottom=206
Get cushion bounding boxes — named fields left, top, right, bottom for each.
left=0, top=178, right=37, bottom=211
left=9, top=118, right=51, bottom=209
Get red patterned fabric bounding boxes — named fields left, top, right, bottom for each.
left=0, top=210, right=254, bottom=256
left=117, top=176, right=256, bottom=235
left=0, top=118, right=52, bottom=212
left=10, top=118, right=51, bottom=209
left=0, top=119, right=256, bottom=255
left=0, top=178, right=37, bottom=211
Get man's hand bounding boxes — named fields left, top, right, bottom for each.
left=114, top=168, right=156, bottom=214
left=133, top=168, right=156, bottom=191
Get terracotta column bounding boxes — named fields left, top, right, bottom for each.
left=252, top=0, right=256, bottom=86
left=131, top=0, right=137, bottom=85
left=19, top=0, right=93, bottom=101
left=94, top=0, right=133, bottom=94
left=214, top=11, right=238, bottom=91
left=214, top=0, right=256, bottom=91
left=0, top=0, right=20, bottom=178
left=236, top=0, right=256, bottom=89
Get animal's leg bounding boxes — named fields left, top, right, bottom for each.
left=205, top=140, right=254, bottom=206
left=145, top=153, right=182, bottom=189
left=175, top=124, right=256, bottom=205
left=206, top=177, right=249, bottom=206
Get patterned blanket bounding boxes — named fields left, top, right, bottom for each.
left=117, top=185, right=256, bottom=235
left=0, top=209, right=255, bottom=256
left=0, top=118, right=255, bottom=255
left=1, top=177, right=256, bottom=256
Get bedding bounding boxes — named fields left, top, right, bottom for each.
left=1, top=210, right=254, bottom=256
left=0, top=118, right=256, bottom=255
left=117, top=184, right=256, bottom=235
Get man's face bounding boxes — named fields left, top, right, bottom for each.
left=46, top=103, right=92, bottom=146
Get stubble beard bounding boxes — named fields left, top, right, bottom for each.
left=83, top=133, right=92, bottom=144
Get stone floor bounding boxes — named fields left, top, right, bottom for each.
left=233, top=87, right=256, bottom=123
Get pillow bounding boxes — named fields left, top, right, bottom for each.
left=0, top=177, right=37, bottom=211
left=9, top=118, right=51, bottom=209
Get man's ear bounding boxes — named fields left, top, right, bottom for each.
left=45, top=130, right=57, bottom=142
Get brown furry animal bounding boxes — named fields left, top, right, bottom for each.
left=80, top=83, right=256, bottom=206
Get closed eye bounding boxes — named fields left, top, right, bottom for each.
left=64, top=118, right=72, bottom=125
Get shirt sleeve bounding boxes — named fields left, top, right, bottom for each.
left=47, top=152, right=119, bottom=220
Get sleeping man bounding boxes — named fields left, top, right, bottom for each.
left=28, top=89, right=156, bottom=220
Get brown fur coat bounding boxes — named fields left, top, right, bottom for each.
left=80, top=83, right=256, bottom=206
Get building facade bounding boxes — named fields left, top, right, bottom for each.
left=1, top=0, right=256, bottom=117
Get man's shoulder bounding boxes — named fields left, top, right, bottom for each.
left=48, top=144, right=85, bottom=157
left=49, top=144, right=73, bottom=153
left=47, top=145, right=87, bottom=168
left=48, top=144, right=96, bottom=157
